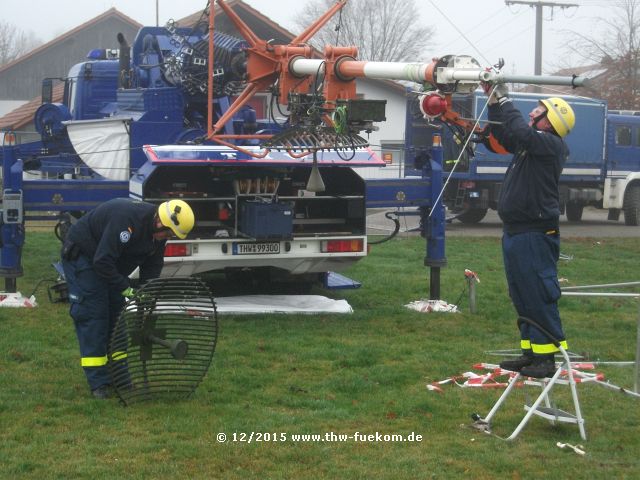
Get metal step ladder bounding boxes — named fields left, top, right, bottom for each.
left=473, top=317, right=587, bottom=441
left=453, top=183, right=466, bottom=209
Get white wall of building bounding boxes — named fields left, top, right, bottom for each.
left=353, top=78, right=409, bottom=179
left=268, top=78, right=412, bottom=178
left=0, top=101, right=28, bottom=117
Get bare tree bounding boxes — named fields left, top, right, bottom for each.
left=0, top=21, right=42, bottom=66
left=295, top=0, right=435, bottom=62
left=564, top=0, right=640, bottom=109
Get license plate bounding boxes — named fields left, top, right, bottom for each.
left=233, top=242, right=280, bottom=255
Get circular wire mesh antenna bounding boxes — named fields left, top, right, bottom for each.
left=108, top=276, right=218, bottom=405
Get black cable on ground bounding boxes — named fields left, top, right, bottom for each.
left=28, top=278, right=59, bottom=299
left=368, top=211, right=400, bottom=244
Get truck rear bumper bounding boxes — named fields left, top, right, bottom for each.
left=160, top=236, right=367, bottom=277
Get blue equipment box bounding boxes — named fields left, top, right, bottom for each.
left=239, top=200, right=293, bottom=239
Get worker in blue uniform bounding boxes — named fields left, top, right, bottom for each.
left=61, top=198, right=195, bottom=398
left=481, top=80, right=576, bottom=378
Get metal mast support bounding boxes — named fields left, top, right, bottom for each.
left=0, top=141, right=23, bottom=293
left=426, top=135, right=446, bottom=300
left=288, top=58, right=589, bottom=88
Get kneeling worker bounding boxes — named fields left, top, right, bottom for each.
left=61, top=198, right=195, bottom=398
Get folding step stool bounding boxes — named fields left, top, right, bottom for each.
left=475, top=317, right=587, bottom=441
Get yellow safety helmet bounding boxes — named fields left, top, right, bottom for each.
left=158, top=199, right=194, bottom=239
left=540, top=97, right=575, bottom=138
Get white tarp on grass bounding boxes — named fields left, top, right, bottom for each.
left=215, top=295, right=352, bottom=314
left=123, top=295, right=353, bottom=315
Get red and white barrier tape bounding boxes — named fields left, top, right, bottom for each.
left=427, top=362, right=608, bottom=393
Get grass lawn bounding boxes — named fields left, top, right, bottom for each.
left=1, top=232, right=639, bottom=479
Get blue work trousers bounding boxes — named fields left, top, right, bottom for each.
left=502, top=231, right=567, bottom=354
left=62, top=255, right=126, bottom=390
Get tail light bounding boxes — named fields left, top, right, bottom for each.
left=321, top=239, right=364, bottom=253
left=3, top=132, right=16, bottom=145
left=164, top=243, right=191, bottom=257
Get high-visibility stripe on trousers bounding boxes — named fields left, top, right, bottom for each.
left=80, top=352, right=127, bottom=367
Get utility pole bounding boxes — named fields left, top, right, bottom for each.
left=505, top=1, right=578, bottom=77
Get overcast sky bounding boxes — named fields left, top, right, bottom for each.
left=4, top=0, right=614, bottom=77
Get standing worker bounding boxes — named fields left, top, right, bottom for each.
left=481, top=80, right=575, bottom=378
left=60, top=198, right=195, bottom=398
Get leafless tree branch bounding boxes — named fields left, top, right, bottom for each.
left=0, top=20, right=41, bottom=66
left=562, top=0, right=640, bottom=108
left=295, top=0, right=435, bottom=62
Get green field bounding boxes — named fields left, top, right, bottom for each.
left=1, top=232, right=639, bottom=479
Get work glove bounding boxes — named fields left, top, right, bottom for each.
left=122, top=287, right=151, bottom=301
left=122, top=287, right=154, bottom=310
left=481, top=81, right=509, bottom=105
left=121, top=287, right=136, bottom=298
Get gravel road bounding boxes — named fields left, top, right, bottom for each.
left=366, top=207, right=640, bottom=238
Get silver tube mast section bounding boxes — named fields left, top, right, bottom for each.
left=493, top=73, right=590, bottom=88
left=437, top=68, right=590, bottom=88
left=562, top=281, right=640, bottom=291
left=290, top=58, right=590, bottom=89
left=290, top=58, right=326, bottom=76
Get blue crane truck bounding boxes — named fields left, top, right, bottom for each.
left=1, top=3, right=586, bottom=298
left=0, top=24, right=389, bottom=293
left=0, top=18, right=451, bottom=296
left=404, top=91, right=640, bottom=225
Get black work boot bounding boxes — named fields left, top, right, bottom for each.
left=91, top=385, right=112, bottom=399
left=499, top=352, right=534, bottom=372
left=520, top=354, right=556, bottom=378
left=500, top=354, right=533, bottom=372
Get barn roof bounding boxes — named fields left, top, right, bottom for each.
left=0, top=8, right=141, bottom=75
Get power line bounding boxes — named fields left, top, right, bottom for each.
left=505, top=1, right=579, bottom=78
left=427, top=0, right=492, bottom=65
left=444, top=8, right=528, bottom=55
